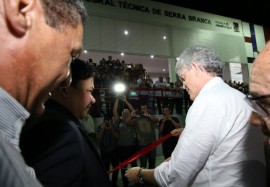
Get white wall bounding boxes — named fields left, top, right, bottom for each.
left=82, top=0, right=266, bottom=82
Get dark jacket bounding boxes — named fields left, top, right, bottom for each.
left=20, top=99, right=111, bottom=187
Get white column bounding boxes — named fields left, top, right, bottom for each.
left=168, top=58, right=176, bottom=82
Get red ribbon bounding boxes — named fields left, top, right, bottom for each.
left=107, top=133, right=173, bottom=174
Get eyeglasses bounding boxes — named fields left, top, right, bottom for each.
left=179, top=70, right=188, bottom=83
left=245, top=94, right=270, bottom=117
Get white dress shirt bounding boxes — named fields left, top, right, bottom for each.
left=154, top=77, right=266, bottom=187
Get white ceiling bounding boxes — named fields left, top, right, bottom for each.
left=80, top=51, right=169, bottom=74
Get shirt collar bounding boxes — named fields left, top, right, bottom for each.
left=0, top=88, right=29, bottom=151
left=199, top=77, right=223, bottom=95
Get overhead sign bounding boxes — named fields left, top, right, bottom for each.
left=85, top=0, right=243, bottom=36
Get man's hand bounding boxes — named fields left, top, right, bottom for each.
left=125, top=167, right=140, bottom=183
left=171, top=128, right=184, bottom=136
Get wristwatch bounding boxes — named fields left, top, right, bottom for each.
left=137, top=168, right=145, bottom=184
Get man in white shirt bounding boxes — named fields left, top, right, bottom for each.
left=125, top=44, right=266, bottom=187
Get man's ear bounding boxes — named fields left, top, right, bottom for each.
left=3, top=0, right=34, bottom=37
left=191, top=62, right=198, bottom=70
left=191, top=62, right=202, bottom=74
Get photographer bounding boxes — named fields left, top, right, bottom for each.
left=126, top=104, right=159, bottom=169
left=159, top=106, right=182, bottom=159
left=96, top=116, right=119, bottom=187
left=113, top=96, right=138, bottom=187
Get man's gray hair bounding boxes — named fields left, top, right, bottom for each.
left=175, top=44, right=224, bottom=77
left=40, top=0, right=87, bottom=29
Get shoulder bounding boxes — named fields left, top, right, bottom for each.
left=23, top=114, right=72, bottom=136
left=20, top=115, right=79, bottom=157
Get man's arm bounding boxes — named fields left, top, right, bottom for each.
left=113, top=98, right=119, bottom=122
left=125, top=167, right=158, bottom=186
left=122, top=96, right=135, bottom=112
left=126, top=110, right=136, bottom=127
left=144, top=114, right=159, bottom=124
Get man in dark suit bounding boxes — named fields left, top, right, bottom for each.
left=20, top=59, right=111, bottom=187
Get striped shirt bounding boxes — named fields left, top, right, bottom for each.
left=0, top=88, right=42, bottom=186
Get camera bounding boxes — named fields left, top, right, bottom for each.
left=136, top=111, right=143, bottom=116
left=117, top=95, right=124, bottom=100
left=105, top=121, right=111, bottom=127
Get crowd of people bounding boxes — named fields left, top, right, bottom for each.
left=89, top=55, right=250, bottom=120
left=1, top=0, right=270, bottom=186
left=88, top=55, right=193, bottom=118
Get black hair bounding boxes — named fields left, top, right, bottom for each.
left=103, top=115, right=112, bottom=122
left=70, top=58, right=94, bottom=87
